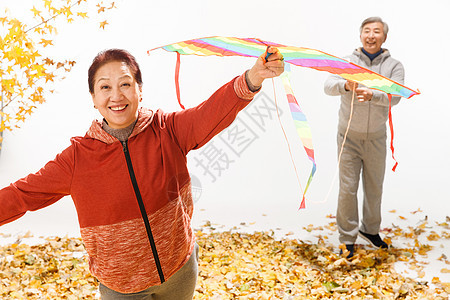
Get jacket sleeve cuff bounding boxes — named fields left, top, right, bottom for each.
left=233, top=71, right=260, bottom=101
left=339, top=81, right=349, bottom=94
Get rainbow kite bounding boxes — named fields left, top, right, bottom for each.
left=149, top=37, right=419, bottom=98
left=148, top=36, right=419, bottom=207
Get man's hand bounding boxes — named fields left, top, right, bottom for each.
left=355, top=87, right=373, bottom=102
left=345, top=80, right=373, bottom=102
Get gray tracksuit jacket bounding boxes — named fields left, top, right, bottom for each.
left=324, top=48, right=405, bottom=139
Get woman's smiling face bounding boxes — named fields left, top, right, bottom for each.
left=91, top=61, right=142, bottom=129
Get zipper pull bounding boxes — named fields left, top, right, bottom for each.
left=122, top=140, right=128, bottom=153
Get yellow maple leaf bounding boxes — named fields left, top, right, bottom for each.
left=24, top=106, right=36, bottom=115
left=31, top=93, right=45, bottom=104
left=432, top=277, right=441, bottom=284
left=40, top=39, right=53, bottom=47
left=62, top=5, right=73, bottom=17
left=43, top=0, right=52, bottom=9
left=44, top=72, right=55, bottom=83
left=44, top=58, right=55, bottom=65
left=427, top=232, right=440, bottom=241
left=410, top=207, right=422, bottom=214
left=99, top=20, right=108, bottom=29
left=30, top=6, right=41, bottom=17
left=15, top=113, right=26, bottom=122
left=77, top=12, right=88, bottom=18
left=418, top=222, right=427, bottom=229
left=2, top=78, right=17, bottom=94
left=31, top=63, right=46, bottom=75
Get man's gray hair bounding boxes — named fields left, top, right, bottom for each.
left=360, top=17, right=389, bottom=36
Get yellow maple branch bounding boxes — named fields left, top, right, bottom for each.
left=1, top=0, right=117, bottom=132
left=25, top=0, right=81, bottom=34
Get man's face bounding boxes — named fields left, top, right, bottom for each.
left=360, top=22, right=386, bottom=54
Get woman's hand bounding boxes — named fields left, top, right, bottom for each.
left=246, top=46, right=285, bottom=89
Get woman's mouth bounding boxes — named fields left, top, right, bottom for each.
left=109, top=105, right=128, bottom=111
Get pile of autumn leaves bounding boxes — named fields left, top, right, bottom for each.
left=0, top=214, right=449, bottom=299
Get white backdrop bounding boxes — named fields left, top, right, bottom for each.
left=0, top=0, right=449, bottom=259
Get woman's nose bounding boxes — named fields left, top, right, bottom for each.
left=110, top=87, right=122, bottom=101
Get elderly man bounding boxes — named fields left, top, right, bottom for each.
left=324, top=17, right=405, bottom=258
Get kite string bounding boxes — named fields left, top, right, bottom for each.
left=271, top=78, right=305, bottom=196
left=321, top=85, right=356, bottom=203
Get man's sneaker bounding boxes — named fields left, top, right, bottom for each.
left=359, top=230, right=389, bottom=249
left=339, top=244, right=354, bottom=259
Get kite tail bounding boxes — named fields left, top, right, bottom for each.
left=175, top=52, right=185, bottom=110
left=272, top=78, right=305, bottom=209
left=280, top=67, right=316, bottom=209
left=388, top=94, right=398, bottom=171
left=300, top=163, right=316, bottom=209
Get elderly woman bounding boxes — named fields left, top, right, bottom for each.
left=0, top=47, right=284, bottom=299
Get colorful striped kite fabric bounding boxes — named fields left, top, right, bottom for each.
left=150, top=36, right=420, bottom=99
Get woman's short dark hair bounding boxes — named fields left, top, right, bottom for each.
left=88, top=49, right=143, bottom=94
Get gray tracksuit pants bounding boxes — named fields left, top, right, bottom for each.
left=337, top=131, right=386, bottom=244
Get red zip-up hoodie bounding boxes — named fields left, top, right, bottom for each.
left=0, top=74, right=256, bottom=293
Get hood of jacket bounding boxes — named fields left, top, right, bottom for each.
left=85, top=107, right=155, bottom=144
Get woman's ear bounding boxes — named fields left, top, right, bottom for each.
left=91, top=93, right=97, bottom=109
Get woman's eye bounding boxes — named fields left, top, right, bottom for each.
left=101, top=85, right=110, bottom=90
left=121, top=83, right=131, bottom=87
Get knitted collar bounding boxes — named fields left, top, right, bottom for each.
left=102, top=119, right=137, bottom=142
